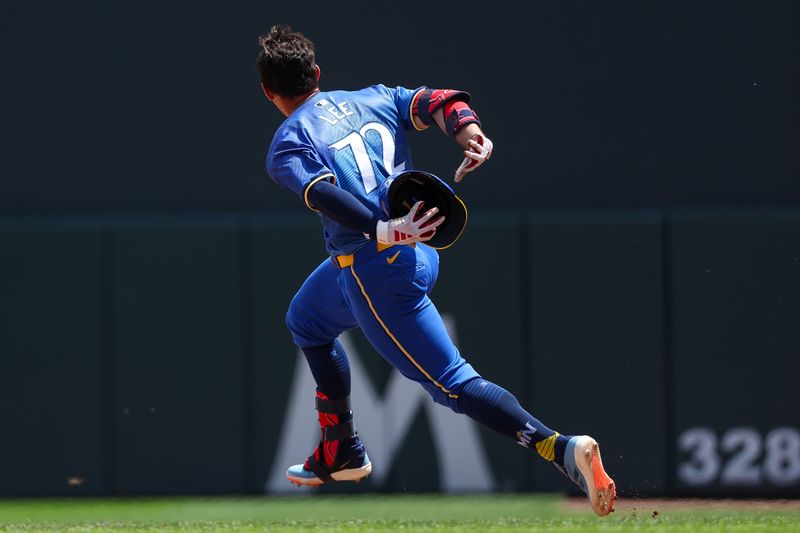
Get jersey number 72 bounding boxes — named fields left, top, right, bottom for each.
left=329, top=121, right=406, bottom=194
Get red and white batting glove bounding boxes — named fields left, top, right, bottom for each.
left=375, top=201, right=445, bottom=246
left=455, top=134, right=493, bottom=183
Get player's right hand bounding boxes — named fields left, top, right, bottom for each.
left=455, top=134, right=493, bottom=183
left=375, top=201, right=445, bottom=246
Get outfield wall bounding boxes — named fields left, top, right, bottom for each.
left=1, top=1, right=798, bottom=212
left=0, top=209, right=798, bottom=498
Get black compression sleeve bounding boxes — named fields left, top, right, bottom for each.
left=306, top=180, right=381, bottom=237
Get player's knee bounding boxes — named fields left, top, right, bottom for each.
left=285, top=295, right=306, bottom=337
left=420, top=382, right=467, bottom=414
left=285, top=295, right=330, bottom=347
left=419, top=363, right=481, bottom=413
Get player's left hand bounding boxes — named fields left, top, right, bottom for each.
left=375, top=200, right=445, bottom=246
left=455, top=134, right=493, bottom=183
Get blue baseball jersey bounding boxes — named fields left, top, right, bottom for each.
left=267, top=85, right=423, bottom=256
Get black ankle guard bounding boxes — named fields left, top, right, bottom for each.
left=321, top=419, right=356, bottom=441
left=306, top=455, right=335, bottom=483
left=315, top=395, right=351, bottom=414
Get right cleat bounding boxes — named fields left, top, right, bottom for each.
left=554, top=435, right=617, bottom=516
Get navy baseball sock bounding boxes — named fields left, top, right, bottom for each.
left=457, top=378, right=570, bottom=466
left=301, top=339, right=354, bottom=429
left=302, top=339, right=351, bottom=400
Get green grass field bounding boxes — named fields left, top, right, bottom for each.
left=0, top=495, right=798, bottom=532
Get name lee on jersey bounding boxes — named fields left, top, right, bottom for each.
left=315, top=99, right=355, bottom=125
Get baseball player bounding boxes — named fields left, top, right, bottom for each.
left=257, top=25, right=616, bottom=516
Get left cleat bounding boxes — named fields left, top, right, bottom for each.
left=554, top=435, right=617, bottom=516
left=286, top=449, right=372, bottom=486
left=285, top=391, right=372, bottom=487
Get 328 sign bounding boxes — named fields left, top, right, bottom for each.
left=678, top=427, right=800, bottom=487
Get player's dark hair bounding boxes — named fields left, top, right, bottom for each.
left=256, top=25, right=318, bottom=97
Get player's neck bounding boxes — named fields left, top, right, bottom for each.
left=279, top=89, right=321, bottom=117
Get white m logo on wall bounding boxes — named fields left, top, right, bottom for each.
left=266, top=316, right=496, bottom=493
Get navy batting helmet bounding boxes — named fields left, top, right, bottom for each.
left=379, top=170, right=468, bottom=249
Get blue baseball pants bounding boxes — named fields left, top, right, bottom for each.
left=285, top=242, right=479, bottom=410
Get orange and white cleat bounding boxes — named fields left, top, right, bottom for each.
left=554, top=435, right=617, bottom=516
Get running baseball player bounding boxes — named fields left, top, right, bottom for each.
left=257, top=25, right=616, bottom=516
